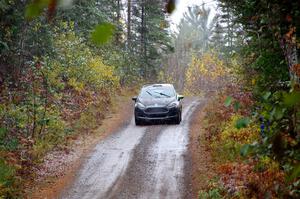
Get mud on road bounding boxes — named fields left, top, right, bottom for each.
left=60, top=97, right=203, bottom=199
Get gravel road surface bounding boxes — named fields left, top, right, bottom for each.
left=61, top=97, right=201, bottom=199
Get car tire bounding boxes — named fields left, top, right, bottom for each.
left=135, top=117, right=143, bottom=126
left=174, top=113, right=181, bottom=124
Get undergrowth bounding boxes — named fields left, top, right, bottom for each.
left=0, top=28, right=120, bottom=197
left=199, top=88, right=294, bottom=198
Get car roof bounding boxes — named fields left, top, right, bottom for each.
left=142, top=84, right=174, bottom=89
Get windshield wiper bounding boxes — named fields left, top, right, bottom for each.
left=146, top=90, right=153, bottom=97
left=153, top=91, right=170, bottom=97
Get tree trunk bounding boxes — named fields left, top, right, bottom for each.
left=115, top=0, right=122, bottom=44
left=280, top=37, right=299, bottom=84
left=141, top=0, right=147, bottom=77
left=141, top=0, right=145, bottom=56
left=127, top=0, right=131, bottom=48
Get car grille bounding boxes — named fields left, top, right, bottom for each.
left=145, top=107, right=168, bottom=114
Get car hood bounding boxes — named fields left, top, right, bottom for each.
left=138, top=97, right=176, bottom=107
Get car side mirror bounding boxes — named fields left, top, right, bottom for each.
left=132, top=96, right=137, bottom=101
left=178, top=95, right=184, bottom=101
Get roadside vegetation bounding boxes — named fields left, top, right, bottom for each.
left=1, top=0, right=299, bottom=198
left=0, top=0, right=172, bottom=197
left=173, top=1, right=299, bottom=198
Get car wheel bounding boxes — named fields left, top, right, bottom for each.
left=179, top=112, right=182, bottom=122
left=174, top=113, right=181, bottom=124
left=135, top=117, right=143, bottom=126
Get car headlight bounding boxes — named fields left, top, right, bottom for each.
left=167, top=101, right=179, bottom=108
left=136, top=102, right=146, bottom=109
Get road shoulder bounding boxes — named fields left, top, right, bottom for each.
left=25, top=95, right=133, bottom=199
left=188, top=98, right=217, bottom=198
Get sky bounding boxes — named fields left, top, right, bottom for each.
left=169, top=0, right=217, bottom=31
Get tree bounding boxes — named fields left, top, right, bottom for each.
left=162, top=4, right=219, bottom=91
left=127, top=0, right=132, bottom=48
left=218, top=0, right=300, bottom=84
left=181, top=4, right=218, bottom=54
left=0, top=1, right=173, bottom=197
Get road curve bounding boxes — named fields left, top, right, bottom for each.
left=61, top=97, right=201, bottom=199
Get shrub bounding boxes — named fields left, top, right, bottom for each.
left=0, top=158, right=17, bottom=197
left=0, top=27, right=120, bottom=197
left=210, top=114, right=259, bottom=162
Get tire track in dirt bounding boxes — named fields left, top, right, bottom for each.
left=61, top=120, right=147, bottom=199
left=61, top=97, right=202, bottom=199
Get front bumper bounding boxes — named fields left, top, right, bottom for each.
left=134, top=106, right=180, bottom=121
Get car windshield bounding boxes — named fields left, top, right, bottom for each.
left=139, top=86, right=175, bottom=99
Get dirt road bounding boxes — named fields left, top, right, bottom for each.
left=60, top=98, right=201, bottom=199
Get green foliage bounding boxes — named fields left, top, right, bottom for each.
left=91, top=23, right=115, bottom=45
left=223, top=88, right=300, bottom=196
left=49, top=26, right=120, bottom=92
left=198, top=178, right=226, bottom=199
left=252, top=90, right=300, bottom=193
left=288, top=165, right=300, bottom=182
left=209, top=112, right=259, bottom=162
left=1, top=0, right=173, bottom=197
left=262, top=91, right=271, bottom=101
left=240, top=144, right=251, bottom=157
left=224, top=96, right=232, bottom=107
left=283, top=91, right=300, bottom=107
left=0, top=128, right=7, bottom=140
left=235, top=117, right=250, bottom=129
left=251, top=51, right=289, bottom=92
left=185, top=0, right=300, bottom=197
left=233, top=101, right=240, bottom=111
left=0, top=159, right=16, bottom=197
left=213, top=1, right=299, bottom=196
left=0, top=128, right=19, bottom=151
left=25, top=0, right=49, bottom=19
left=199, top=188, right=223, bottom=199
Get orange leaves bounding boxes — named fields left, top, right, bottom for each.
left=200, top=85, right=293, bottom=197
left=250, top=15, right=259, bottom=22
left=218, top=161, right=285, bottom=197
left=286, top=14, right=292, bottom=22
left=291, top=64, right=300, bottom=77
left=218, top=163, right=252, bottom=193
left=285, top=27, right=296, bottom=42
left=47, top=0, right=57, bottom=20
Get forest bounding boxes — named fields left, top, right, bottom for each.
left=0, top=0, right=299, bottom=198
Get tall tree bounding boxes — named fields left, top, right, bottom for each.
left=127, top=0, right=132, bottom=48
left=182, top=5, right=218, bottom=54
left=218, top=0, right=300, bottom=83
left=162, top=4, right=218, bottom=90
